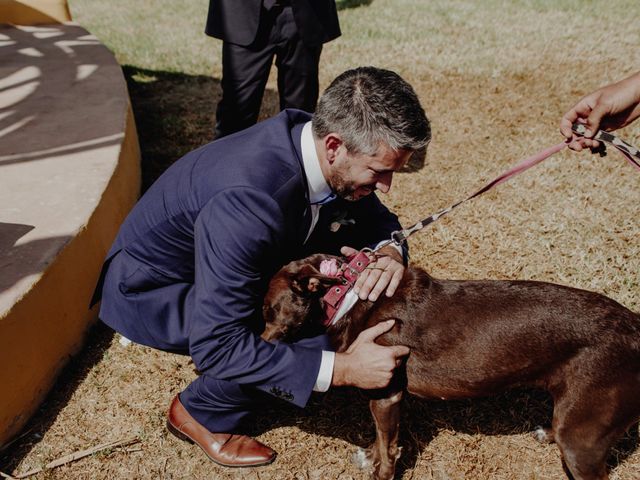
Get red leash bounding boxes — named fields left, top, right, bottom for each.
left=377, top=123, right=640, bottom=250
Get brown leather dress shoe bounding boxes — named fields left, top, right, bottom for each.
left=166, top=395, right=276, bottom=467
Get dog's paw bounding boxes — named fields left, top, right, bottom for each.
left=393, top=445, right=403, bottom=460
left=352, top=447, right=374, bottom=471
left=532, top=425, right=554, bottom=443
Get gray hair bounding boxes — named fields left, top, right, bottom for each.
left=312, top=66, right=431, bottom=155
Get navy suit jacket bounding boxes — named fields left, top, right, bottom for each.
left=97, top=110, right=405, bottom=408
left=205, top=0, right=341, bottom=47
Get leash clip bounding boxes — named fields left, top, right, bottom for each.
left=391, top=230, right=407, bottom=246
left=571, top=122, right=589, bottom=137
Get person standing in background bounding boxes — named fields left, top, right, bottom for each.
left=206, top=0, right=341, bottom=138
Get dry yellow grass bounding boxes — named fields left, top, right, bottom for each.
left=2, top=0, right=640, bottom=479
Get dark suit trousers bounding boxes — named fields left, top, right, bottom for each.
left=180, top=335, right=332, bottom=433
left=100, top=250, right=332, bottom=433
left=215, top=6, right=323, bottom=138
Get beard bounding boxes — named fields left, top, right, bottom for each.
left=328, top=173, right=375, bottom=201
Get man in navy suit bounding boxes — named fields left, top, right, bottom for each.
left=205, top=0, right=341, bottom=138
left=96, top=67, right=431, bottom=467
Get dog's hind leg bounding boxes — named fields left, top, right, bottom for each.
left=555, top=429, right=611, bottom=480
left=552, top=376, right=640, bottom=480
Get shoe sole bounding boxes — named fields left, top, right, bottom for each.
left=166, top=420, right=276, bottom=468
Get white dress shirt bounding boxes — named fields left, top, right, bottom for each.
left=300, top=121, right=336, bottom=392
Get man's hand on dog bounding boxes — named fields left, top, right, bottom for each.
left=340, top=245, right=405, bottom=301
left=332, top=319, right=410, bottom=389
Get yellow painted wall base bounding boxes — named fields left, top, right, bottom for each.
left=0, top=0, right=71, bottom=24
left=0, top=109, right=140, bottom=447
left=0, top=16, right=141, bottom=448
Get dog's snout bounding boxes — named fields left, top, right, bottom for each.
left=261, top=322, right=279, bottom=342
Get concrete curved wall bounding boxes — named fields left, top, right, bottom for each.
left=0, top=4, right=140, bottom=447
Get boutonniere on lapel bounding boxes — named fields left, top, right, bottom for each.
left=329, top=209, right=355, bottom=233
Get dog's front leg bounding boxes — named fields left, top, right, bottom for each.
left=353, top=374, right=405, bottom=480
left=370, top=390, right=403, bottom=480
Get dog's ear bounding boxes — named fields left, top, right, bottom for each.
left=291, top=264, right=339, bottom=296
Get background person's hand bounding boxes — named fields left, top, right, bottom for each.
left=340, top=245, right=404, bottom=301
left=560, top=71, right=640, bottom=151
left=332, top=319, right=410, bottom=389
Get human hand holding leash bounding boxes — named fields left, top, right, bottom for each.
left=560, top=70, right=640, bottom=151
left=332, top=319, right=410, bottom=389
left=340, top=245, right=404, bottom=302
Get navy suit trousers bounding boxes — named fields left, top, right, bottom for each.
left=101, top=250, right=332, bottom=433
left=180, top=335, right=332, bottom=433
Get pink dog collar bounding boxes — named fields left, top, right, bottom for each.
left=320, top=251, right=371, bottom=327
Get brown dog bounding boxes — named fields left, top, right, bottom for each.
left=261, top=253, right=640, bottom=480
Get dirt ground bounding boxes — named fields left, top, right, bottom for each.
left=2, top=0, right=640, bottom=478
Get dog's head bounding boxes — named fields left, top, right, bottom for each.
left=261, top=253, right=342, bottom=342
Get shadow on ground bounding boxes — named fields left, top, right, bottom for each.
left=251, top=386, right=639, bottom=476
left=337, top=0, right=374, bottom=10
left=122, top=66, right=279, bottom=191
